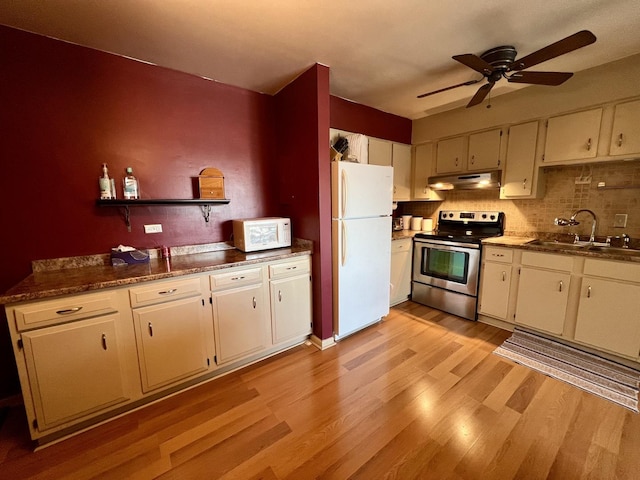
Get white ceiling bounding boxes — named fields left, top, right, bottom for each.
left=2, top=1, right=640, bottom=120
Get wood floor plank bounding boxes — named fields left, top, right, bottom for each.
left=2, top=302, right=640, bottom=480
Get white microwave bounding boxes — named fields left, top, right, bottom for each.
left=233, top=217, right=292, bottom=252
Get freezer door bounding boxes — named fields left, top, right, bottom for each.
left=333, top=217, right=391, bottom=339
left=331, top=162, right=393, bottom=219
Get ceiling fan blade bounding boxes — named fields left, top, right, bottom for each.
left=417, top=78, right=482, bottom=98
left=452, top=54, right=494, bottom=75
left=466, top=82, right=494, bottom=108
left=512, top=30, right=596, bottom=71
left=507, top=71, right=573, bottom=85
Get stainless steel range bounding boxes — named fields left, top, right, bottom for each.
left=412, top=210, right=504, bottom=320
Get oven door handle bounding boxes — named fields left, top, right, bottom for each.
left=414, top=240, right=480, bottom=251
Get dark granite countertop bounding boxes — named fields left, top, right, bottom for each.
left=0, top=240, right=313, bottom=305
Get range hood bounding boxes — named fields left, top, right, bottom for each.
left=428, top=170, right=502, bottom=190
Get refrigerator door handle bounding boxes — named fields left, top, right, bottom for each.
left=341, top=221, right=347, bottom=266
left=341, top=169, right=347, bottom=218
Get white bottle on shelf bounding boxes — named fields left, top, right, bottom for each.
left=123, top=167, right=139, bottom=199
left=99, top=163, right=113, bottom=199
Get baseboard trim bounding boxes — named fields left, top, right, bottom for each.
left=310, top=335, right=336, bottom=350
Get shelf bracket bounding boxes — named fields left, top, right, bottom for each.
left=200, top=204, right=212, bottom=223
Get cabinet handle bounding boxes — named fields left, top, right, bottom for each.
left=455, top=157, right=459, bottom=166
left=231, top=276, right=246, bottom=281
left=278, top=290, right=282, bottom=302
left=56, top=306, right=83, bottom=315
left=586, top=138, right=592, bottom=151
left=471, top=155, right=475, bottom=165
left=341, top=169, right=347, bottom=218
left=158, top=288, right=177, bottom=295
left=285, top=266, right=297, bottom=270
left=558, top=280, right=563, bottom=293
left=394, top=185, right=397, bottom=194
left=252, top=297, right=257, bottom=309
left=102, top=334, right=107, bottom=350
left=587, top=285, right=591, bottom=298
left=341, top=222, right=347, bottom=266
left=617, top=133, right=623, bottom=147
left=148, top=322, right=153, bottom=337
left=522, top=178, right=527, bottom=190
left=502, top=271, right=506, bottom=282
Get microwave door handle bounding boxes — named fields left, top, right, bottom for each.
left=341, top=169, right=347, bottom=218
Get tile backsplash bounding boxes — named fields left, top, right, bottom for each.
left=398, top=160, right=640, bottom=239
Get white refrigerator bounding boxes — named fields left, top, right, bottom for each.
left=332, top=161, right=393, bottom=340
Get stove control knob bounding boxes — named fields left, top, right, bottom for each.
left=482, top=214, right=487, bottom=219
left=490, top=215, right=496, bottom=220
left=449, top=213, right=454, bottom=218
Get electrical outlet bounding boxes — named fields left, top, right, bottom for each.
left=614, top=214, right=628, bottom=228
left=144, top=224, right=163, bottom=234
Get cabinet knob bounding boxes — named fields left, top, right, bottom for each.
left=587, top=285, right=592, bottom=298
left=502, top=271, right=506, bottom=282
left=523, top=178, right=527, bottom=190
left=101, top=334, right=107, bottom=350
left=558, top=280, right=563, bottom=293
left=617, top=133, right=624, bottom=147
left=148, top=322, right=153, bottom=337
left=586, top=138, right=592, bottom=151
left=278, top=290, right=282, bottom=302
left=252, top=297, right=257, bottom=309
left=471, top=155, right=475, bottom=165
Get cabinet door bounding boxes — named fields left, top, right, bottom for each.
left=390, top=239, right=412, bottom=306
left=544, top=108, right=602, bottom=163
left=392, top=143, right=412, bottom=201
left=270, top=274, right=312, bottom=344
left=368, top=137, right=392, bottom=166
left=468, top=129, right=502, bottom=171
left=515, top=267, right=570, bottom=335
left=609, top=100, right=640, bottom=156
left=436, top=136, right=466, bottom=173
left=133, top=296, right=209, bottom=392
left=212, top=284, right=268, bottom=364
left=479, top=262, right=512, bottom=320
left=502, top=121, right=538, bottom=198
left=574, top=278, right=640, bottom=358
left=21, top=314, right=129, bottom=431
left=412, top=144, right=443, bottom=201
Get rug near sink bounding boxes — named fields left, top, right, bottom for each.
left=494, top=328, right=640, bottom=412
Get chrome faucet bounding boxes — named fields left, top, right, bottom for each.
left=554, top=209, right=597, bottom=243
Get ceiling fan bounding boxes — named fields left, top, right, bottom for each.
left=417, top=30, right=597, bottom=108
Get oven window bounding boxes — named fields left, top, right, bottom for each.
left=422, top=247, right=469, bottom=284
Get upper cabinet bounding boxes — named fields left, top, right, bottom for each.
left=368, top=137, right=393, bottom=166
left=467, top=128, right=502, bottom=171
left=368, top=137, right=411, bottom=201
left=501, top=121, right=544, bottom=199
left=435, top=136, right=466, bottom=174
left=543, top=108, right=603, bottom=163
left=608, top=99, right=640, bottom=157
left=412, top=143, right=443, bottom=201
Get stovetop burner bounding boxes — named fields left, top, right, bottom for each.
left=414, top=210, right=505, bottom=244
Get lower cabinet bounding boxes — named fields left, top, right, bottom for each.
left=390, top=238, right=412, bottom=306
left=574, top=259, right=640, bottom=358
left=132, top=296, right=210, bottom=392
left=212, top=282, right=269, bottom=364
left=269, top=257, right=312, bottom=344
left=21, top=314, right=130, bottom=431
left=478, top=253, right=513, bottom=321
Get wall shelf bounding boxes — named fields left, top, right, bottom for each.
left=96, top=198, right=230, bottom=230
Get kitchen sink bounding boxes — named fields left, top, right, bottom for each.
left=527, top=240, right=640, bottom=256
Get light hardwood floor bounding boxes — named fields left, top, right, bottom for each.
left=1, top=301, right=639, bottom=479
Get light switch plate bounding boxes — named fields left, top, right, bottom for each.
left=614, top=214, right=627, bottom=228
left=144, top=224, right=163, bottom=234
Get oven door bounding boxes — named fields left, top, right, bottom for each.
left=412, top=239, right=480, bottom=296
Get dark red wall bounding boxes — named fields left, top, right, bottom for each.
left=274, top=65, right=333, bottom=341
left=330, top=96, right=412, bottom=143
left=0, top=25, right=278, bottom=295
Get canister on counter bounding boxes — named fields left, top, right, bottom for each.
left=411, top=216, right=423, bottom=230
left=401, top=215, right=412, bottom=230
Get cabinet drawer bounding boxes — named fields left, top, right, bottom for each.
left=521, top=251, right=573, bottom=271
left=583, top=259, right=640, bottom=283
left=483, top=247, right=513, bottom=263
left=391, top=238, right=412, bottom=253
left=129, top=277, right=202, bottom=308
left=269, top=257, right=311, bottom=279
left=210, top=267, right=263, bottom=290
left=13, top=292, right=118, bottom=331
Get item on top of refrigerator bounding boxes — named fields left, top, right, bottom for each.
left=123, top=167, right=139, bottom=199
